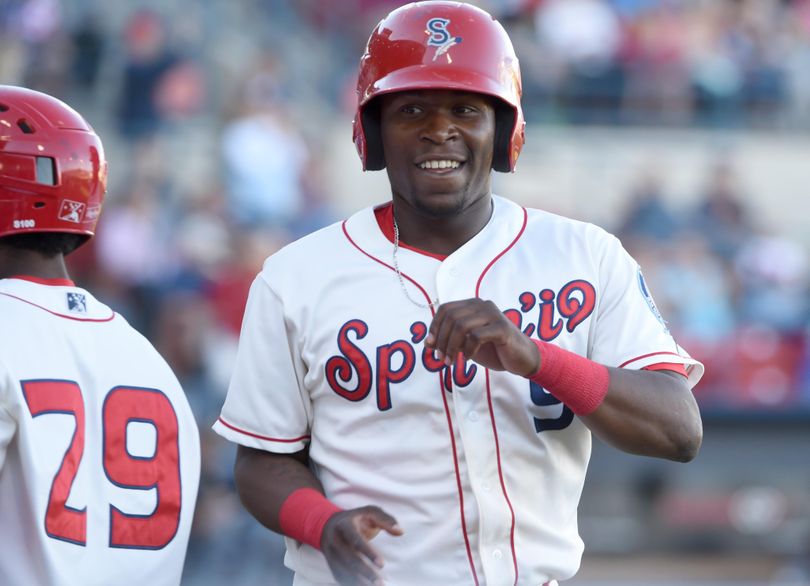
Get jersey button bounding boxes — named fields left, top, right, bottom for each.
left=467, top=411, right=479, bottom=422
left=492, top=549, right=503, bottom=561
left=482, top=482, right=491, bottom=492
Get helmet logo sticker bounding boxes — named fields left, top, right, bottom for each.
left=58, top=200, right=86, bottom=223
left=426, top=18, right=462, bottom=61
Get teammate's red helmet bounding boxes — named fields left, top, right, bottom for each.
left=353, top=0, right=525, bottom=173
left=0, top=85, right=107, bottom=243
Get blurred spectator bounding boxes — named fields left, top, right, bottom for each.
left=620, top=1, right=692, bottom=125
left=92, top=177, right=175, bottom=335
left=535, top=0, right=624, bottom=123
left=7, top=0, right=68, bottom=94
left=536, top=0, right=621, bottom=71
left=209, top=226, right=289, bottom=337
left=153, top=58, right=206, bottom=123
left=0, top=2, right=25, bottom=84
left=734, top=232, right=809, bottom=332
left=658, top=234, right=737, bottom=344
left=689, top=159, right=753, bottom=260
left=94, top=178, right=174, bottom=288
left=69, top=14, right=105, bottom=91
left=688, top=1, right=748, bottom=126
left=782, top=0, right=810, bottom=128
left=116, top=9, right=180, bottom=140
left=221, top=64, right=310, bottom=228
left=617, top=166, right=681, bottom=242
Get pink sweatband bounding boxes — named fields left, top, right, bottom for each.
left=278, top=488, right=343, bottom=550
left=528, top=338, right=610, bottom=416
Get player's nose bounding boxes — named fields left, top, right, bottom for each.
left=419, top=110, right=458, bottom=144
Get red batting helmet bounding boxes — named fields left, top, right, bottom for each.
left=353, top=1, right=525, bottom=173
left=0, top=85, right=107, bottom=243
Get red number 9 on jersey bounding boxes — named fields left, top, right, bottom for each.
left=23, top=380, right=182, bottom=550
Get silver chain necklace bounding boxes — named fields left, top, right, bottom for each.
left=392, top=215, right=440, bottom=310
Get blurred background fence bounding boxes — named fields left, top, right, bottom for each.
left=2, top=0, right=809, bottom=583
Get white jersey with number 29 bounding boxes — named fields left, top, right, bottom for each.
left=0, top=277, right=200, bottom=586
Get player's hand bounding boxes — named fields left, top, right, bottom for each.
left=320, top=505, right=404, bottom=586
left=426, top=298, right=539, bottom=377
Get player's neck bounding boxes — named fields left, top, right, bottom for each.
left=392, top=195, right=493, bottom=256
left=0, top=247, right=70, bottom=281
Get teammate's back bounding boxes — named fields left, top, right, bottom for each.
left=0, top=278, right=200, bottom=586
left=0, top=85, right=201, bottom=586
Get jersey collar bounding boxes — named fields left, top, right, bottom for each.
left=10, top=275, right=76, bottom=287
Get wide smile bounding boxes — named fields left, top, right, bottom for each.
left=415, top=158, right=465, bottom=174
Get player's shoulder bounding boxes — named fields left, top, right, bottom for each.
left=522, top=202, right=617, bottom=246
left=0, top=278, right=116, bottom=322
left=260, top=218, right=347, bottom=271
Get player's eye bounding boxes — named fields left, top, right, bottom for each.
left=399, top=104, right=423, bottom=115
left=454, top=105, right=479, bottom=115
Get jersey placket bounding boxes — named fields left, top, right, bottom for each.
left=435, top=258, right=518, bottom=585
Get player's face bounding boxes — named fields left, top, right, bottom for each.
left=379, top=90, right=495, bottom=219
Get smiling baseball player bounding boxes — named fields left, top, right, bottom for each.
left=213, top=3, right=704, bottom=585
left=0, top=85, right=200, bottom=586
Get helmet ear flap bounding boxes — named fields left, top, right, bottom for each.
left=361, top=99, right=385, bottom=171
left=493, top=101, right=515, bottom=173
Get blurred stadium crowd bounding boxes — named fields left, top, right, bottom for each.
left=2, top=0, right=810, bottom=583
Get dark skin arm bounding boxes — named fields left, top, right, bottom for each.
left=234, top=445, right=403, bottom=586
left=425, top=298, right=703, bottom=462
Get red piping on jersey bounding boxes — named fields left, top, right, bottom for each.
left=10, top=275, right=76, bottom=286
left=484, top=369, right=519, bottom=584
left=619, top=351, right=685, bottom=369
left=0, top=292, right=115, bottom=322
left=474, top=207, right=526, bottom=585
left=439, top=371, right=480, bottom=586
left=216, top=417, right=311, bottom=443
left=342, top=220, right=480, bottom=584
left=373, top=203, right=448, bottom=261
left=341, top=221, right=436, bottom=306
left=474, top=207, right=528, bottom=296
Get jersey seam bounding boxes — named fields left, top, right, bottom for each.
left=0, top=291, right=116, bottom=322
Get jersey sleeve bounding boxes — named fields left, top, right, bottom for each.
left=213, top=273, right=312, bottom=453
left=588, top=231, right=704, bottom=388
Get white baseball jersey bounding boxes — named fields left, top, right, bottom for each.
left=214, top=195, right=703, bottom=586
left=0, top=277, right=201, bottom=586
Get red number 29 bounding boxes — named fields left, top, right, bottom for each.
left=22, top=380, right=182, bottom=550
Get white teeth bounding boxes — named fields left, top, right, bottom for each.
left=419, top=160, right=460, bottom=169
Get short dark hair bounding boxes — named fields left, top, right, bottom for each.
left=0, top=232, right=88, bottom=257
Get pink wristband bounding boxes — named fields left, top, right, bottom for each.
left=278, top=488, right=343, bottom=550
left=528, top=338, right=609, bottom=416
